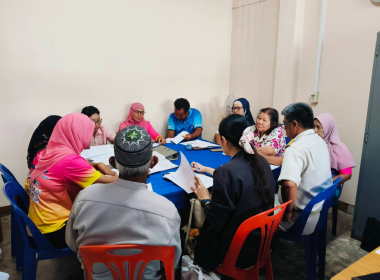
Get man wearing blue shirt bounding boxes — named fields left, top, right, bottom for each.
left=167, top=98, right=203, bottom=140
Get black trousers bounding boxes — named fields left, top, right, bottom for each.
left=43, top=224, right=68, bottom=249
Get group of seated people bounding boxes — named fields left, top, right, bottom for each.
left=23, top=98, right=356, bottom=279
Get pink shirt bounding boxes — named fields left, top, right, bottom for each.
left=119, top=121, right=160, bottom=141
left=91, top=125, right=116, bottom=146
left=29, top=154, right=101, bottom=234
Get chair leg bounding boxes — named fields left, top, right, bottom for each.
left=264, top=256, right=274, bottom=280
left=318, top=224, right=328, bottom=279
left=332, top=205, right=338, bottom=236
left=23, top=249, right=38, bottom=280
left=16, top=231, right=24, bottom=271
left=303, top=233, right=318, bottom=280
left=11, top=210, right=16, bottom=257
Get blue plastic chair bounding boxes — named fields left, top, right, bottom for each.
left=3, top=181, right=74, bottom=280
left=331, top=178, right=344, bottom=236
left=277, top=177, right=342, bottom=280
left=0, top=163, right=26, bottom=270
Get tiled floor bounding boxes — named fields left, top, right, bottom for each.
left=0, top=210, right=368, bottom=280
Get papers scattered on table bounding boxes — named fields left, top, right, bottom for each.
left=180, top=140, right=220, bottom=149
left=166, top=138, right=174, bottom=143
left=153, top=143, right=159, bottom=148
left=150, top=159, right=178, bottom=174
left=153, top=151, right=166, bottom=161
left=270, top=164, right=280, bottom=170
left=147, top=183, right=153, bottom=192
left=80, top=144, right=114, bottom=165
left=163, top=152, right=214, bottom=193
left=171, top=131, right=189, bottom=144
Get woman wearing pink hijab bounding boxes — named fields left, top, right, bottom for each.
left=119, top=102, right=166, bottom=145
left=28, top=113, right=118, bottom=249
left=314, top=113, right=356, bottom=184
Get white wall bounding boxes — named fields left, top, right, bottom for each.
left=236, top=0, right=380, bottom=205
left=0, top=0, right=233, bottom=207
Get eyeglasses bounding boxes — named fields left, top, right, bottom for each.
left=91, top=118, right=102, bottom=125
left=232, top=106, right=243, bottom=111
left=279, top=121, right=290, bottom=128
left=134, top=110, right=146, bottom=116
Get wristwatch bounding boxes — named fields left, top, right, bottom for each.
left=201, top=199, right=211, bottom=208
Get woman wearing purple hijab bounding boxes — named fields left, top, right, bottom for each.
left=314, top=113, right=356, bottom=184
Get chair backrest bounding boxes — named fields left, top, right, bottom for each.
left=0, top=163, right=17, bottom=183
left=216, top=201, right=291, bottom=278
left=3, top=181, right=59, bottom=252
left=79, top=245, right=175, bottom=280
left=291, top=177, right=343, bottom=235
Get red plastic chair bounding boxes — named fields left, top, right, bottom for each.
left=79, top=245, right=175, bottom=280
left=216, top=201, right=292, bottom=280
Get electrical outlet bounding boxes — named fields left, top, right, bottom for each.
left=310, top=91, right=319, bottom=103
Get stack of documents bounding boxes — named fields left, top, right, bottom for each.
left=180, top=140, right=220, bottom=149
left=163, top=152, right=213, bottom=193
left=81, top=144, right=114, bottom=165
left=150, top=151, right=178, bottom=174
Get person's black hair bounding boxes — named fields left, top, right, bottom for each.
left=281, top=102, right=314, bottom=129
left=219, top=114, right=272, bottom=209
left=258, top=108, right=279, bottom=135
left=174, top=98, right=190, bottom=113
left=81, top=106, right=100, bottom=117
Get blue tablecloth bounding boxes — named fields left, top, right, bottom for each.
left=147, top=143, right=281, bottom=210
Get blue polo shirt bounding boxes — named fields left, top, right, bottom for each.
left=167, top=108, right=203, bottom=136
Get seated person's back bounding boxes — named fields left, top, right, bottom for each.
left=167, top=98, right=202, bottom=140
left=278, top=103, right=332, bottom=234
left=191, top=115, right=275, bottom=271
left=66, top=126, right=181, bottom=280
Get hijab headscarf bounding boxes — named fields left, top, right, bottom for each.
left=27, top=115, right=61, bottom=169
left=315, top=113, right=356, bottom=171
left=30, top=113, right=95, bottom=183
left=234, top=98, right=255, bottom=126
left=119, top=102, right=148, bottom=131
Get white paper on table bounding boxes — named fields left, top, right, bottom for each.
left=153, top=143, right=159, bottom=148
left=147, top=183, right=153, bottom=192
left=81, top=144, right=114, bottom=159
left=163, top=152, right=196, bottom=193
left=166, top=138, right=174, bottom=143
left=171, top=131, right=189, bottom=144
left=270, top=164, right=280, bottom=170
left=150, top=159, right=178, bottom=174
left=180, top=140, right=220, bottom=149
left=152, top=151, right=166, bottom=161
left=81, top=144, right=114, bottom=165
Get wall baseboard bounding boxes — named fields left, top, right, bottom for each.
left=338, top=201, right=355, bottom=215
left=0, top=205, right=11, bottom=217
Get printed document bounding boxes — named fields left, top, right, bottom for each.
left=163, top=152, right=214, bottom=193
left=80, top=144, right=114, bottom=165
left=180, top=140, right=220, bottom=149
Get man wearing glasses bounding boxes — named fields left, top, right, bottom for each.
left=167, top=98, right=203, bottom=140
left=277, top=102, right=332, bottom=234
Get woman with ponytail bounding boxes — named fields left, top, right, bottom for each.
left=190, top=114, right=275, bottom=271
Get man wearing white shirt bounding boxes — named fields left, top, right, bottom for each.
left=278, top=103, right=332, bottom=234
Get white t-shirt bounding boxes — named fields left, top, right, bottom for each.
left=278, top=129, right=332, bottom=212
